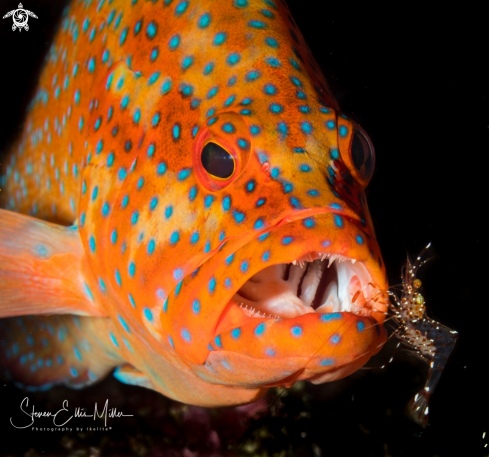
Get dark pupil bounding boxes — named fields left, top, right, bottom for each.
left=351, top=130, right=373, bottom=177
left=201, top=142, right=234, bottom=179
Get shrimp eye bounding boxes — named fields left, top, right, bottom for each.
left=201, top=142, right=235, bottom=179
left=350, top=128, right=375, bottom=182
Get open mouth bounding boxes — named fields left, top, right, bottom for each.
left=233, top=252, right=377, bottom=320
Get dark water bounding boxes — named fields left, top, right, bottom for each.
left=0, top=1, right=487, bottom=456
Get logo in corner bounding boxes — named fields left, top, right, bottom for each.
left=3, top=3, right=38, bottom=32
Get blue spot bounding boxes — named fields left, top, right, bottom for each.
left=290, top=76, right=302, bottom=87
left=240, top=260, right=249, bottom=273
left=149, top=196, right=158, bottom=211
left=250, top=125, right=261, bottom=136
left=269, top=103, right=283, bottom=114
left=334, top=214, right=344, bottom=228
left=263, top=83, right=277, bottom=95
left=121, top=95, right=129, bottom=109
left=128, top=261, right=136, bottom=277
left=224, top=94, right=235, bottom=106
left=265, top=57, right=281, bottom=67
left=170, top=231, right=180, bottom=245
left=148, top=71, right=160, bottom=86
left=262, top=250, right=270, bottom=261
left=137, top=176, right=144, bottom=190
left=70, top=367, right=78, bottom=377
left=148, top=239, right=156, bottom=254
left=204, top=195, right=214, bottom=209
left=326, top=120, right=335, bottom=130
left=265, top=348, right=276, bottom=356
left=173, top=268, right=183, bottom=281
left=120, top=26, right=128, bottom=45
left=89, top=236, right=96, bottom=253
left=208, top=277, right=216, bottom=293
left=221, top=122, right=235, bottom=134
left=199, top=12, right=211, bottom=28
left=224, top=278, right=232, bottom=288
left=227, top=53, right=241, bottom=66
left=102, top=202, right=110, bottom=217
left=222, top=196, right=231, bottom=211
left=204, top=241, right=211, bottom=253
left=256, top=198, right=266, bottom=207
left=74, top=347, right=82, bottom=361
left=131, top=210, right=139, bottom=225
left=331, top=334, right=341, bottom=344
left=134, top=19, right=142, bottom=35
left=182, top=56, right=194, bottom=70
left=165, top=205, right=173, bottom=218
left=248, top=20, right=267, bottom=28
left=291, top=326, right=302, bottom=337
left=254, top=323, right=265, bottom=336
left=282, top=236, right=293, bottom=245
left=152, top=112, right=161, bottom=127
left=246, top=70, right=261, bottom=82
left=157, top=162, right=167, bottom=176
left=330, top=148, right=339, bottom=160
left=175, top=0, right=188, bottom=16
left=150, top=47, right=159, bottom=61
left=115, top=269, right=122, bottom=286
left=170, top=123, right=181, bottom=140
left=233, top=210, right=245, bottom=224
left=225, top=254, right=234, bottom=265
left=356, top=234, right=364, bottom=244
left=74, top=89, right=80, bottom=104
left=146, top=21, right=157, bottom=39
left=214, top=32, right=227, bottom=45
left=339, top=125, right=348, bottom=137
left=189, top=186, right=198, bottom=201
left=181, top=328, right=191, bottom=342
left=121, top=195, right=129, bottom=209
left=169, top=34, right=180, bottom=50
left=265, top=36, right=278, bottom=48
left=168, top=336, right=174, bottom=348
left=357, top=321, right=365, bottom=332
left=161, top=79, right=172, bottom=94
left=144, top=308, right=153, bottom=321
left=214, top=335, right=222, bottom=348
left=254, top=218, right=265, bottom=230
left=320, top=313, right=342, bottom=322
left=110, top=332, right=119, bottom=348
left=118, top=314, right=130, bottom=333
left=277, top=122, right=288, bottom=138
left=192, top=299, right=200, bottom=314
left=320, top=358, right=334, bottom=366
left=231, top=328, right=241, bottom=339
left=301, top=121, right=312, bottom=134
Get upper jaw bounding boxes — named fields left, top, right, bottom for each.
left=233, top=250, right=384, bottom=321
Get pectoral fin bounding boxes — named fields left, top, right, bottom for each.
left=0, top=209, right=105, bottom=318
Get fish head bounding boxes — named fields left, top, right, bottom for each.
left=79, top=0, right=388, bottom=396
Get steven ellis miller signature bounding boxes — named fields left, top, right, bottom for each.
left=10, top=397, right=133, bottom=429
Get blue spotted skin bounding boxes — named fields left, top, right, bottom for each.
left=0, top=0, right=387, bottom=406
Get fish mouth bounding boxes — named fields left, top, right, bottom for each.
left=233, top=252, right=381, bottom=321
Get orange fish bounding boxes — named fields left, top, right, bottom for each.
left=0, top=0, right=388, bottom=406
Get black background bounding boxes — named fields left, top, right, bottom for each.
left=0, top=1, right=487, bottom=456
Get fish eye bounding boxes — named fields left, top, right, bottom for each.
left=350, top=128, right=375, bottom=182
left=201, top=142, right=235, bottom=180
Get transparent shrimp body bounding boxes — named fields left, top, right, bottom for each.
left=388, top=243, right=458, bottom=428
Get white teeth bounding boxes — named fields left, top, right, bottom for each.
left=299, top=260, right=323, bottom=307
left=234, top=252, right=371, bottom=320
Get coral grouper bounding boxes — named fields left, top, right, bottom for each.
left=0, top=0, right=388, bottom=406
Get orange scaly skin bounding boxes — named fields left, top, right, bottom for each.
left=0, top=0, right=388, bottom=406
